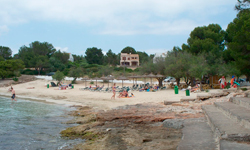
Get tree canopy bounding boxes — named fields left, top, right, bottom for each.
left=0, top=46, right=12, bottom=59
left=104, top=49, right=119, bottom=66
left=121, top=46, right=137, bottom=54
left=85, top=47, right=104, bottom=65
left=225, top=9, right=250, bottom=80
left=0, top=59, right=25, bottom=79
left=235, top=0, right=250, bottom=11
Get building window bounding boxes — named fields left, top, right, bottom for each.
left=128, top=58, right=130, bottom=60
left=122, top=57, right=126, bottom=60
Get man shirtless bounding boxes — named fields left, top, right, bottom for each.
left=11, top=87, right=17, bottom=101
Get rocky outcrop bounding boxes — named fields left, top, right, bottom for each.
left=61, top=103, right=204, bottom=149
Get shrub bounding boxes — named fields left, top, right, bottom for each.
left=13, top=77, right=18, bottom=82
left=241, top=88, right=248, bottom=91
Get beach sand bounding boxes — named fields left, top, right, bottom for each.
left=0, top=78, right=199, bottom=110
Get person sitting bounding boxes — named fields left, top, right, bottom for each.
left=118, top=90, right=128, bottom=98
left=124, top=90, right=128, bottom=97
left=191, top=84, right=200, bottom=92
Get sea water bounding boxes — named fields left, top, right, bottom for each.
left=0, top=96, right=82, bottom=150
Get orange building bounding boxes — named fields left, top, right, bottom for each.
left=120, top=53, right=139, bottom=68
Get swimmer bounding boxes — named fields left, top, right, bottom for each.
left=10, top=87, right=17, bottom=101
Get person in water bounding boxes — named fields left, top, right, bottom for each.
left=10, top=87, right=17, bottom=101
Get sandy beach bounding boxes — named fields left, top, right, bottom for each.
left=0, top=78, right=199, bottom=110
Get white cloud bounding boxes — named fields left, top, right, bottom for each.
left=0, top=0, right=236, bottom=35
left=55, top=47, right=68, bottom=52
left=0, top=25, right=9, bottom=35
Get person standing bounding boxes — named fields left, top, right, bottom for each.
left=231, top=76, right=236, bottom=88
left=10, top=87, right=17, bottom=101
left=218, top=76, right=226, bottom=89
left=111, top=83, right=116, bottom=100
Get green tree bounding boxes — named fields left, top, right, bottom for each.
left=52, top=71, right=65, bottom=83
left=53, top=50, right=69, bottom=64
left=140, top=57, right=166, bottom=87
left=183, top=24, right=225, bottom=57
left=235, top=0, right=250, bottom=11
left=85, top=47, right=104, bottom=65
left=29, top=41, right=56, bottom=57
left=72, top=54, right=86, bottom=63
left=68, top=67, right=84, bottom=84
left=121, top=46, right=137, bottom=54
left=137, top=51, right=150, bottom=64
left=189, top=54, right=209, bottom=90
left=164, top=50, right=192, bottom=86
left=0, top=46, right=12, bottom=59
left=17, top=46, right=35, bottom=67
left=35, top=55, right=49, bottom=75
left=17, top=41, right=56, bottom=74
left=225, top=9, right=250, bottom=80
left=104, top=49, right=119, bottom=66
left=98, top=65, right=114, bottom=76
left=49, top=57, right=66, bottom=72
left=0, top=59, right=25, bottom=79
left=182, top=24, right=226, bottom=80
left=0, top=56, right=4, bottom=61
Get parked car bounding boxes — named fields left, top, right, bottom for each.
left=164, top=77, right=176, bottom=82
left=46, top=72, right=55, bottom=76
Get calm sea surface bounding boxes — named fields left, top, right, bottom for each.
left=0, top=96, right=82, bottom=150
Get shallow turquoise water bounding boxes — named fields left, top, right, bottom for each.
left=0, top=96, right=82, bottom=150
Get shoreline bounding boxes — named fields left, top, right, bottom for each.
left=0, top=92, right=85, bottom=107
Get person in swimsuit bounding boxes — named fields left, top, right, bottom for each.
left=111, top=83, right=116, bottom=99
left=10, top=87, right=17, bottom=101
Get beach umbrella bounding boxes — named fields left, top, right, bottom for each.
left=117, top=76, right=129, bottom=88
left=81, top=77, right=89, bottom=87
left=141, top=74, right=147, bottom=84
left=133, top=75, right=141, bottom=85
left=100, top=76, right=107, bottom=86
left=92, top=77, right=101, bottom=86
left=106, top=76, right=114, bottom=87
left=128, top=75, right=137, bottom=86
left=147, top=73, right=156, bottom=86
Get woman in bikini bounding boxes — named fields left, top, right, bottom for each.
left=111, top=83, right=116, bottom=99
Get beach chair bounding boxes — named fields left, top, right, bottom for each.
left=102, top=87, right=109, bottom=92
left=79, top=87, right=88, bottom=90
left=51, top=82, right=57, bottom=87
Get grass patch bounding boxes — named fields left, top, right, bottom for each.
left=241, top=88, right=248, bottom=91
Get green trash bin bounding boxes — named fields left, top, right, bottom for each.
left=47, top=84, right=49, bottom=88
left=174, top=86, right=178, bottom=94
left=186, top=89, right=190, bottom=96
left=72, top=85, right=74, bottom=89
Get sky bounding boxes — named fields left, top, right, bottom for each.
left=0, top=0, right=238, bottom=56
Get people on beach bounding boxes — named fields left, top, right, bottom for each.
left=111, top=83, right=116, bottom=99
left=10, top=87, right=17, bottom=101
left=118, top=90, right=129, bottom=98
